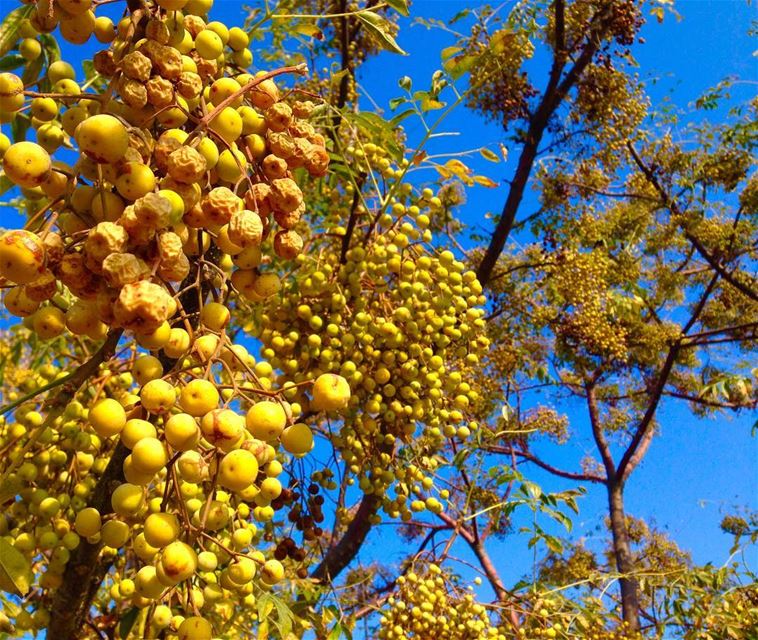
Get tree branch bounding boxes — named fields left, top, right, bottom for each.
left=476, top=3, right=612, bottom=286
left=626, top=142, right=758, bottom=303
left=311, top=491, right=382, bottom=583
left=586, top=384, right=616, bottom=481
left=485, top=444, right=605, bottom=483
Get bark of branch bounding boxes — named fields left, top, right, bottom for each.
left=586, top=385, right=616, bottom=480
left=485, top=444, right=605, bottom=483
left=47, top=441, right=129, bottom=640
left=476, top=3, right=611, bottom=286
left=606, top=482, right=641, bottom=631
left=311, top=491, right=382, bottom=583
left=340, top=172, right=367, bottom=263
left=47, top=261, right=212, bottom=636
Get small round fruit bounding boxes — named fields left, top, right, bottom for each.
left=144, top=512, right=180, bottom=548
left=140, top=379, right=176, bottom=414
left=311, top=374, right=351, bottom=412
left=194, top=30, right=223, bottom=60
left=101, top=520, right=130, bottom=548
left=159, top=540, right=197, bottom=584
left=32, top=306, right=65, bottom=339
left=133, top=355, right=164, bottom=386
left=164, top=413, right=200, bottom=451
left=245, top=401, right=286, bottom=442
left=115, top=162, right=156, bottom=200
left=111, top=483, right=145, bottom=517
left=121, top=419, right=157, bottom=449
left=75, top=114, right=129, bottom=164
left=178, top=617, right=213, bottom=640
left=89, top=398, right=127, bottom=438
left=74, top=507, right=101, bottom=537
left=200, top=301, right=230, bottom=331
left=179, top=379, right=220, bottom=416
left=0, top=230, right=46, bottom=284
left=281, top=423, right=313, bottom=455
left=261, top=559, right=285, bottom=585
left=131, top=437, right=168, bottom=474
left=3, top=142, right=51, bottom=188
left=19, top=38, right=42, bottom=61
left=0, top=73, right=24, bottom=112
left=218, top=449, right=258, bottom=492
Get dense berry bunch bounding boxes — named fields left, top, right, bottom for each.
left=250, top=185, right=489, bottom=522
left=378, top=564, right=505, bottom=639
left=0, top=0, right=347, bottom=636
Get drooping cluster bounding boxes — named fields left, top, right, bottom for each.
left=250, top=193, right=490, bottom=521
left=0, top=0, right=330, bottom=345
left=0, top=0, right=345, bottom=636
left=378, top=564, right=506, bottom=640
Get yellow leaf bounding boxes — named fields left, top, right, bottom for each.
left=293, top=22, right=323, bottom=39
left=473, top=175, right=499, bottom=188
left=0, top=538, right=33, bottom=596
left=444, top=159, right=472, bottom=180
left=490, top=29, right=514, bottom=54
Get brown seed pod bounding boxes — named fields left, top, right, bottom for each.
left=201, top=187, right=242, bottom=225
left=113, top=280, right=173, bottom=332
left=167, top=146, right=207, bottom=185
left=121, top=51, right=152, bottom=82
left=243, top=183, right=272, bottom=217
left=265, top=103, right=293, bottom=133
left=269, top=178, right=303, bottom=213
left=261, top=155, right=288, bottom=181
left=228, top=209, right=263, bottom=247
left=134, top=193, right=173, bottom=229
left=84, top=222, right=129, bottom=264
left=146, top=76, right=174, bottom=108
left=273, top=229, right=303, bottom=260
left=176, top=72, right=202, bottom=99
left=102, top=252, right=151, bottom=287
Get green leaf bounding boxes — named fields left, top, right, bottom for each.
left=21, top=53, right=43, bottom=86
left=440, top=46, right=462, bottom=61
left=390, top=109, right=415, bottom=127
left=0, top=174, right=14, bottom=198
left=0, top=5, right=33, bottom=58
left=356, top=11, right=406, bottom=55
left=10, top=113, right=31, bottom=143
left=118, top=607, right=139, bottom=639
left=0, top=538, right=33, bottom=596
left=388, top=96, right=407, bottom=110
left=0, top=474, right=21, bottom=506
left=0, top=55, right=25, bottom=72
left=521, top=480, right=542, bottom=501
left=385, top=0, right=409, bottom=16
left=443, top=53, right=477, bottom=80
left=39, top=33, right=60, bottom=63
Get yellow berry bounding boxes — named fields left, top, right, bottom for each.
left=245, top=401, right=286, bottom=442
left=3, top=142, right=51, bottom=188
left=89, top=398, right=127, bottom=438
left=75, top=114, right=129, bottom=164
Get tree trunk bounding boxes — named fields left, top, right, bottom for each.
left=606, top=481, right=641, bottom=631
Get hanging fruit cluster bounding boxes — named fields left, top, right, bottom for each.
left=0, top=0, right=347, bottom=637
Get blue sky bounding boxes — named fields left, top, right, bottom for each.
left=0, top=0, right=755, bottom=628
left=337, top=0, right=758, bottom=589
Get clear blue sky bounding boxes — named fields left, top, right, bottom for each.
left=1, top=0, right=755, bottom=624
left=346, top=0, right=758, bottom=588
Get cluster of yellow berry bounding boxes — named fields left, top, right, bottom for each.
left=378, top=563, right=506, bottom=639
left=0, top=0, right=348, bottom=637
left=0, top=46, right=324, bottom=341
left=249, top=172, right=490, bottom=521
